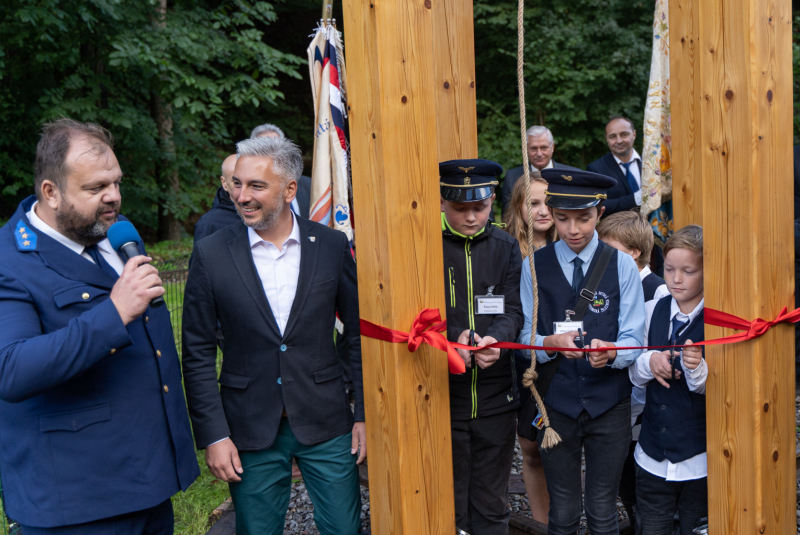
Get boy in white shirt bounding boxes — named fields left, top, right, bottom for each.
left=628, top=225, right=707, bottom=534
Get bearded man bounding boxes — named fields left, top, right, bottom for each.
left=0, top=118, right=199, bottom=534
left=181, top=136, right=367, bottom=535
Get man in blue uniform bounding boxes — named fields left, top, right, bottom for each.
left=518, top=169, right=645, bottom=535
left=0, top=118, right=199, bottom=534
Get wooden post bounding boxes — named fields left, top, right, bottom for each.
left=670, top=0, right=795, bottom=533
left=432, top=0, right=478, bottom=161
left=342, top=0, right=477, bottom=533
left=669, top=0, right=702, bottom=228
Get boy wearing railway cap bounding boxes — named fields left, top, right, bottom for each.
left=518, top=169, right=645, bottom=535
left=440, top=158, right=524, bottom=535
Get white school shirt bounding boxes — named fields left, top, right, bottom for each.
left=629, top=297, right=708, bottom=481
left=27, top=202, right=124, bottom=275
left=248, top=214, right=301, bottom=336
left=613, top=149, right=643, bottom=206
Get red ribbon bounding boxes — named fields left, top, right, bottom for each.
left=359, top=306, right=800, bottom=374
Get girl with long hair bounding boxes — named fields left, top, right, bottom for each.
left=503, top=171, right=554, bottom=524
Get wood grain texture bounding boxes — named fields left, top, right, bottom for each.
left=342, top=0, right=458, bottom=533
left=669, top=0, right=702, bottom=227
left=432, top=0, right=478, bottom=161
left=675, top=0, right=795, bottom=532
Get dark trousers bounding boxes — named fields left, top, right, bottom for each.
left=538, top=398, right=632, bottom=535
left=635, top=464, right=708, bottom=535
left=452, top=410, right=517, bottom=535
left=618, top=440, right=638, bottom=530
left=20, top=499, right=173, bottom=535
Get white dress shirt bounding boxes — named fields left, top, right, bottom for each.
left=27, top=202, right=124, bottom=275
left=629, top=297, right=708, bottom=481
left=613, top=149, right=643, bottom=206
left=248, top=214, right=302, bottom=336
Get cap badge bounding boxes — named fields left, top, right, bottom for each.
left=458, top=166, right=475, bottom=174
left=463, top=177, right=471, bottom=185
left=562, top=175, right=573, bottom=181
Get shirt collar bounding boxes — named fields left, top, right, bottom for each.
left=639, top=264, right=652, bottom=281
left=613, top=149, right=641, bottom=166
left=530, top=160, right=555, bottom=172
left=247, top=212, right=300, bottom=249
left=555, top=230, right=599, bottom=266
left=670, top=297, right=705, bottom=323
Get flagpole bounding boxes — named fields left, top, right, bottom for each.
left=322, top=0, right=334, bottom=24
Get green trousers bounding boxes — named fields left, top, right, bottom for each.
left=229, top=418, right=362, bottom=535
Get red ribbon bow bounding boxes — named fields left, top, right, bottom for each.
left=702, top=306, right=800, bottom=345
left=360, top=309, right=466, bottom=374
left=360, top=306, right=800, bottom=373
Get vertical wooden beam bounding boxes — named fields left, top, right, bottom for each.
left=342, top=1, right=460, bottom=533
left=432, top=0, right=478, bottom=161
left=670, top=0, right=795, bottom=532
left=669, top=0, right=703, bottom=227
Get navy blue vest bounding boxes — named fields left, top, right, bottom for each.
left=534, top=242, right=631, bottom=418
left=638, top=297, right=706, bottom=463
left=642, top=272, right=665, bottom=302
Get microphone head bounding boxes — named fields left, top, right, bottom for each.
left=107, top=221, right=141, bottom=252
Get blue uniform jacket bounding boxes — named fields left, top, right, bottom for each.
left=0, top=197, right=199, bottom=528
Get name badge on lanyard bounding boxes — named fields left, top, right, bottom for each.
left=553, top=310, right=586, bottom=350
left=475, top=286, right=505, bottom=315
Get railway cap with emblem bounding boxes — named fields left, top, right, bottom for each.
left=439, top=158, right=503, bottom=202
left=541, top=168, right=618, bottom=209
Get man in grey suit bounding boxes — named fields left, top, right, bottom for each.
left=501, top=126, right=580, bottom=218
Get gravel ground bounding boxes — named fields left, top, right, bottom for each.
left=276, top=397, right=800, bottom=534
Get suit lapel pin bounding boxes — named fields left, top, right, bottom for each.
left=308, top=236, right=316, bottom=242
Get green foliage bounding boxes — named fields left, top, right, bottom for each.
left=0, top=0, right=302, bottom=236
left=473, top=0, right=653, bottom=173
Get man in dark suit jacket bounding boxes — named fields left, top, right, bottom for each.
left=501, top=126, right=580, bottom=217
left=182, top=136, right=365, bottom=534
left=0, top=119, right=198, bottom=534
left=586, top=116, right=643, bottom=217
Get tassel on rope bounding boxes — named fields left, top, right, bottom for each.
left=516, top=0, right=561, bottom=449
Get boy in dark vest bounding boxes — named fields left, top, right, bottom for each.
left=629, top=225, right=707, bottom=534
left=440, top=159, right=524, bottom=535
left=596, top=210, right=668, bottom=528
left=518, top=169, right=645, bottom=535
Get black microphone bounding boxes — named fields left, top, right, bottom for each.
left=107, top=221, right=165, bottom=308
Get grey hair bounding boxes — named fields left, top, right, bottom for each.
left=525, top=125, right=554, bottom=144
left=236, top=137, right=303, bottom=185
left=249, top=123, right=285, bottom=140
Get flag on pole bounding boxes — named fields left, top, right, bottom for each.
left=307, top=24, right=353, bottom=241
left=641, top=0, right=674, bottom=246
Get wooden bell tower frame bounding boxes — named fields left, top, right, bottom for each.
left=343, top=0, right=796, bottom=533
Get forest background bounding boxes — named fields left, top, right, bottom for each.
left=1, top=0, right=798, bottom=242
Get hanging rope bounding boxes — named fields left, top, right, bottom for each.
left=516, top=0, right=561, bottom=449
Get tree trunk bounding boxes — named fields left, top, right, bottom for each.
left=152, top=0, right=181, bottom=242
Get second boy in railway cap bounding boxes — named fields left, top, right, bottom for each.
left=518, top=168, right=646, bottom=535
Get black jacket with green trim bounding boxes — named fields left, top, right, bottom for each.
left=442, top=218, right=524, bottom=420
